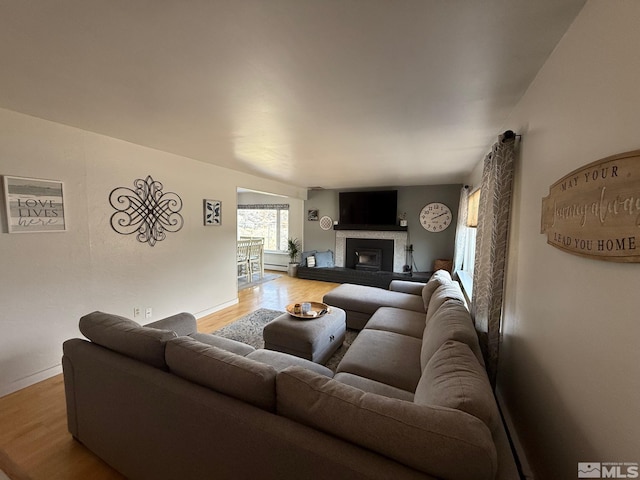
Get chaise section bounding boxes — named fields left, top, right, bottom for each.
left=323, top=283, right=425, bottom=329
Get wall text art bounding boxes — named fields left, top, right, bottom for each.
left=541, top=150, right=640, bottom=262
left=3, top=176, right=66, bottom=233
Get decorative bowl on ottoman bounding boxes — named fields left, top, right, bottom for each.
left=263, top=306, right=346, bottom=364
left=285, top=301, right=329, bottom=319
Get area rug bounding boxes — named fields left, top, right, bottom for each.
left=212, top=308, right=357, bottom=371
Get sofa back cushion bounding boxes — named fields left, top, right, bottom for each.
left=79, top=311, right=177, bottom=370
left=165, top=336, right=277, bottom=412
left=415, top=341, right=499, bottom=432
left=425, top=281, right=466, bottom=324
left=277, top=365, right=497, bottom=480
left=421, top=269, right=452, bottom=311
left=420, top=299, right=484, bottom=368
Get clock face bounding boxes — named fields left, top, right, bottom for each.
left=420, top=203, right=452, bottom=232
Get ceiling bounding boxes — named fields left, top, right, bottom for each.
left=0, top=0, right=585, bottom=189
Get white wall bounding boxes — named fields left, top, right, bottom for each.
left=490, top=2, right=640, bottom=478
left=0, top=108, right=306, bottom=397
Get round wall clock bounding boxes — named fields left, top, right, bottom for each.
left=419, top=202, right=452, bottom=232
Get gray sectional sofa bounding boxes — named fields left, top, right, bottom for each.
left=62, top=270, right=519, bottom=480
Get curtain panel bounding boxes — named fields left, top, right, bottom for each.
left=452, top=185, right=470, bottom=274
left=471, top=133, right=516, bottom=387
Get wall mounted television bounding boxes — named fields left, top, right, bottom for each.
left=338, top=190, right=398, bottom=226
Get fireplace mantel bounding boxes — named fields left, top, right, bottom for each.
left=335, top=230, right=408, bottom=273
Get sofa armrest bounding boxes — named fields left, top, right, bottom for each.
left=145, top=312, right=197, bottom=336
left=389, top=280, right=426, bottom=295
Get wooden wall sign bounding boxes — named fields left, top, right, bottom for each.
left=541, top=150, right=640, bottom=262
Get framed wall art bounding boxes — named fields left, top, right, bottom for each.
left=204, top=199, right=221, bottom=226
left=307, top=209, right=319, bottom=221
left=3, top=175, right=67, bottom=233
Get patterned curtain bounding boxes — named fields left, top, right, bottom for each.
left=471, top=133, right=516, bottom=387
left=452, top=185, right=470, bottom=275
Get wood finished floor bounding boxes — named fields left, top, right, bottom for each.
left=0, top=272, right=338, bottom=480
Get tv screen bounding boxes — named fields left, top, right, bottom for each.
left=339, top=190, right=398, bottom=226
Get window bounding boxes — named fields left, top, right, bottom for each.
left=458, top=188, right=480, bottom=300
left=237, top=204, right=289, bottom=252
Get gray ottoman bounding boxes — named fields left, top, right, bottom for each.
left=263, top=307, right=346, bottom=364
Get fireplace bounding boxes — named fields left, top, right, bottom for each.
left=355, top=249, right=382, bottom=271
left=336, top=230, right=408, bottom=273
left=345, top=238, right=394, bottom=272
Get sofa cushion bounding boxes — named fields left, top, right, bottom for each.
left=323, top=283, right=425, bottom=316
left=144, top=312, right=197, bottom=336
left=421, top=269, right=451, bottom=311
left=79, top=311, right=176, bottom=370
left=425, top=281, right=465, bottom=324
left=336, top=329, right=422, bottom=392
left=165, top=336, right=277, bottom=412
left=189, top=332, right=256, bottom=356
left=246, top=349, right=333, bottom=377
left=389, top=279, right=426, bottom=295
left=415, top=341, right=499, bottom=432
left=420, top=299, right=484, bottom=369
left=333, top=372, right=414, bottom=401
left=363, top=307, right=426, bottom=339
left=277, top=366, right=497, bottom=480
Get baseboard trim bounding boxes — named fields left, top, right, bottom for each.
left=496, top=388, right=535, bottom=480
left=195, top=298, right=239, bottom=319
left=0, top=364, right=62, bottom=399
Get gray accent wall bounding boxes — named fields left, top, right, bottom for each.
left=304, top=185, right=461, bottom=273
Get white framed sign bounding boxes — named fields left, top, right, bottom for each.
left=3, top=175, right=66, bottom=233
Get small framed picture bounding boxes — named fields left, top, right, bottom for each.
left=3, top=175, right=66, bottom=233
left=307, top=209, right=319, bottom=221
left=204, top=199, right=221, bottom=225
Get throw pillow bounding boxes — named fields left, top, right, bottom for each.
left=314, top=250, right=334, bottom=268
left=306, top=255, right=316, bottom=267
left=300, top=250, right=316, bottom=266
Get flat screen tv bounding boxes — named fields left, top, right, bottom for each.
left=339, top=190, right=398, bottom=226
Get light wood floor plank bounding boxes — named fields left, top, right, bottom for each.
left=0, top=273, right=337, bottom=480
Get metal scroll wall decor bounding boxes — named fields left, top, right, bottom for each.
left=109, top=175, right=184, bottom=246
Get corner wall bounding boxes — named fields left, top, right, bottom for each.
left=0, top=107, right=306, bottom=397
left=494, top=2, right=640, bottom=477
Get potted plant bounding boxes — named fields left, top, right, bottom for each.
left=287, top=238, right=301, bottom=277
left=399, top=212, right=408, bottom=227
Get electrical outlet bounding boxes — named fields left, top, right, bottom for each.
left=145, top=307, right=152, bottom=319
left=133, top=307, right=141, bottom=318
